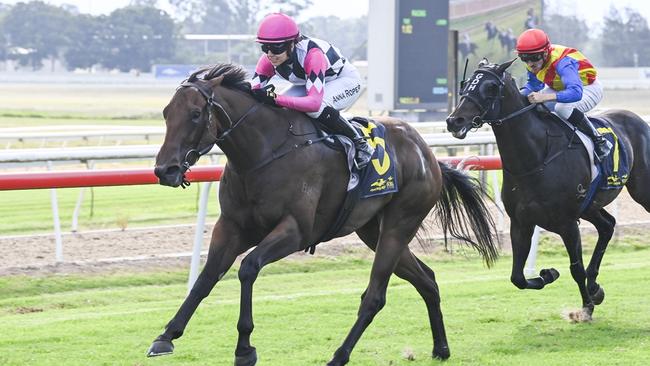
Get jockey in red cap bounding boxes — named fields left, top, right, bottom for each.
left=516, top=28, right=611, bottom=161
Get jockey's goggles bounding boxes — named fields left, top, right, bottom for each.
left=261, top=42, right=290, bottom=55
left=519, top=52, right=545, bottom=63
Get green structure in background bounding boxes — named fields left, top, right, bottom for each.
left=451, top=0, right=543, bottom=83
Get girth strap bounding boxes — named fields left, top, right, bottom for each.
left=306, top=179, right=362, bottom=254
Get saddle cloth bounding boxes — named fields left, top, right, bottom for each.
left=562, top=116, right=630, bottom=213
left=559, top=116, right=629, bottom=188
left=324, top=117, right=399, bottom=198
left=310, top=117, right=398, bottom=247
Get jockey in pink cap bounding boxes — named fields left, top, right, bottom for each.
left=250, top=12, right=373, bottom=169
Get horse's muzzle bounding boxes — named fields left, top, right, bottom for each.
left=445, top=116, right=468, bottom=139
left=154, top=165, right=184, bottom=187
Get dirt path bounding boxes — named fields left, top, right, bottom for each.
left=2, top=189, right=649, bottom=276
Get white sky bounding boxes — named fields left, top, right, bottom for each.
left=0, top=0, right=369, bottom=19
left=1, top=0, right=650, bottom=25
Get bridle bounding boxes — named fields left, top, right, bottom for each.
left=457, top=63, right=567, bottom=178
left=176, top=79, right=261, bottom=183
left=458, top=67, right=536, bottom=128
left=174, top=79, right=326, bottom=183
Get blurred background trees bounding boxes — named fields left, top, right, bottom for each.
left=600, top=6, right=650, bottom=66
left=0, top=1, right=648, bottom=72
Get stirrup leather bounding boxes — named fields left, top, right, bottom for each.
left=353, top=139, right=374, bottom=169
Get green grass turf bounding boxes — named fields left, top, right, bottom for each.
left=0, top=243, right=648, bottom=366
left=0, top=182, right=222, bottom=235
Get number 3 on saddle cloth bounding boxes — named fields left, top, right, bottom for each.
left=354, top=117, right=399, bottom=197
left=579, top=117, right=630, bottom=214
left=341, top=117, right=399, bottom=197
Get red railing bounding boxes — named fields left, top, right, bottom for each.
left=0, top=156, right=501, bottom=190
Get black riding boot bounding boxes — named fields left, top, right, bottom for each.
left=317, top=106, right=374, bottom=169
left=568, top=108, right=613, bottom=161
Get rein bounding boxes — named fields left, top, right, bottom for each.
left=178, top=79, right=328, bottom=178
left=459, top=65, right=567, bottom=178
left=459, top=67, right=537, bottom=128
left=474, top=103, right=537, bottom=127
left=242, top=126, right=329, bottom=173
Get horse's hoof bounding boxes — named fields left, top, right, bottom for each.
left=540, top=268, right=560, bottom=284
left=146, top=339, right=174, bottom=357
left=591, top=285, right=605, bottom=305
left=234, top=347, right=257, bottom=366
left=327, top=350, right=349, bottom=366
left=433, top=345, right=450, bottom=360
left=327, top=360, right=348, bottom=366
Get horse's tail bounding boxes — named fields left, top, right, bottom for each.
left=434, top=162, right=499, bottom=267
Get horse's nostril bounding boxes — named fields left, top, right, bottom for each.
left=153, top=166, right=166, bottom=178
left=446, top=116, right=465, bottom=128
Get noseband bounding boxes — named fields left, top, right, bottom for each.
left=177, top=80, right=261, bottom=178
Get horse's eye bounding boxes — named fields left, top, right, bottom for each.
left=191, top=110, right=201, bottom=121
left=481, top=82, right=499, bottom=97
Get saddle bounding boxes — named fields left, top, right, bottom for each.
left=538, top=108, right=630, bottom=213
left=307, top=117, right=399, bottom=252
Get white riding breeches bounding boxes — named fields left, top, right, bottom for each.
left=281, top=63, right=362, bottom=119
left=540, top=80, right=603, bottom=119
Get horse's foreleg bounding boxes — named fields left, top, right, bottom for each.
left=147, top=217, right=249, bottom=357
left=234, top=215, right=302, bottom=366
left=583, top=209, right=615, bottom=305
left=559, top=223, right=594, bottom=319
left=509, top=221, right=558, bottom=290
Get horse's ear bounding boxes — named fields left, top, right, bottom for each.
left=497, top=58, right=517, bottom=74
left=207, top=75, right=225, bottom=88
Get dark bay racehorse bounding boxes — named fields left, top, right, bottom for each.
left=149, top=63, right=498, bottom=365
left=446, top=59, right=650, bottom=320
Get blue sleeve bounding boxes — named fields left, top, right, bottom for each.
left=520, top=70, right=544, bottom=96
left=555, top=57, right=583, bottom=103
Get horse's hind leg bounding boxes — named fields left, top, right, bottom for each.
left=626, top=168, right=650, bottom=213
left=327, top=213, right=422, bottom=366
left=147, top=217, right=250, bottom=357
left=558, top=222, right=594, bottom=319
left=356, top=221, right=449, bottom=359
left=395, top=252, right=449, bottom=359
left=234, top=215, right=303, bottom=366
left=582, top=208, right=615, bottom=305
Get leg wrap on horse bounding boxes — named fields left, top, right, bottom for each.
left=568, top=108, right=612, bottom=161
left=317, top=106, right=374, bottom=169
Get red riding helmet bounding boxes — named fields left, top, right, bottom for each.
left=256, top=13, right=300, bottom=43
left=516, top=29, right=550, bottom=54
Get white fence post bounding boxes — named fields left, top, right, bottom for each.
left=71, top=160, right=94, bottom=232
left=487, top=144, right=505, bottom=233
left=187, top=181, right=213, bottom=292
left=47, top=161, right=63, bottom=262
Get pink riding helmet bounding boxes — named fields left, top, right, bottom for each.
left=256, top=13, right=300, bottom=43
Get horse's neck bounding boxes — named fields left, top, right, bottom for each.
left=216, top=89, right=310, bottom=173
left=492, top=98, right=550, bottom=175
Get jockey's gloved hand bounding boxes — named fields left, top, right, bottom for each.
left=252, top=84, right=277, bottom=106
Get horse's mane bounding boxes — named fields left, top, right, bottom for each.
left=188, top=63, right=252, bottom=94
